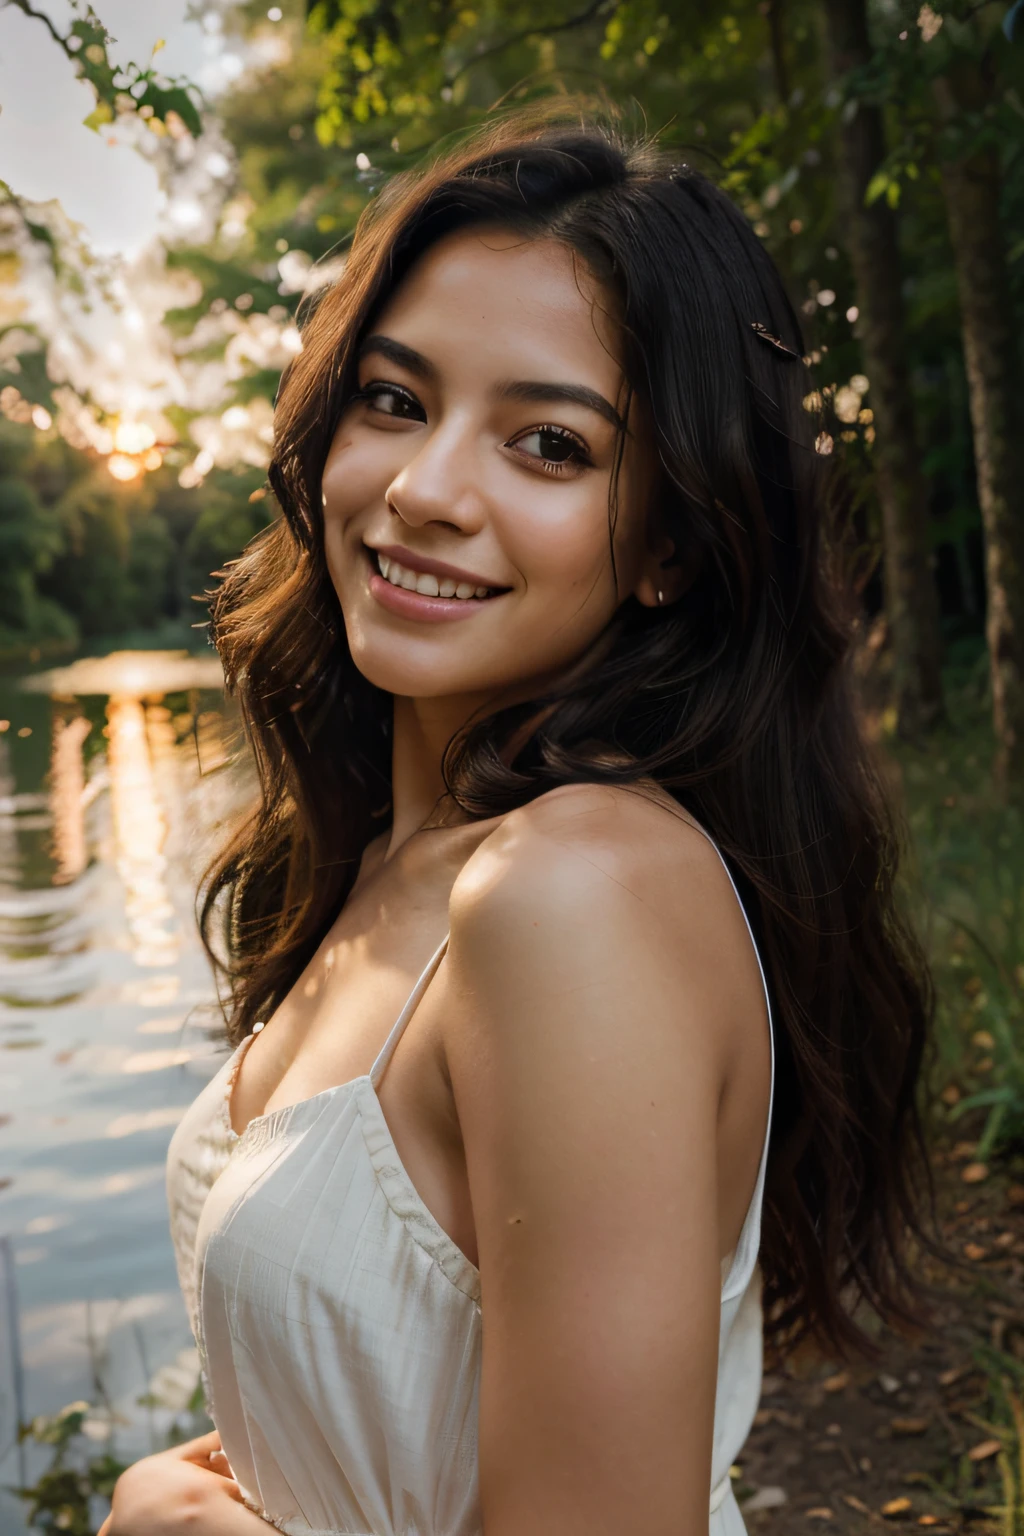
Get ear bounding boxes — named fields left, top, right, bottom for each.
left=633, top=527, right=695, bottom=611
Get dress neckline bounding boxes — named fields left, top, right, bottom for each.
left=222, top=933, right=452, bottom=1143
left=219, top=1033, right=377, bottom=1145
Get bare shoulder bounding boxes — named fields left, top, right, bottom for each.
left=450, top=780, right=746, bottom=959
left=446, top=780, right=766, bottom=1096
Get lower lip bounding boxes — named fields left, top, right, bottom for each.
left=367, top=570, right=502, bottom=624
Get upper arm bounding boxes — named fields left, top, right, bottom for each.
left=445, top=786, right=766, bottom=1536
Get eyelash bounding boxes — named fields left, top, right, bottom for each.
left=354, top=381, right=593, bottom=477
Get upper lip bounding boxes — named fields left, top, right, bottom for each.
left=367, top=543, right=510, bottom=591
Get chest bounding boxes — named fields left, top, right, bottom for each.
left=225, top=882, right=480, bottom=1271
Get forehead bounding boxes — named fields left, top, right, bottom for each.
left=370, top=226, right=623, bottom=388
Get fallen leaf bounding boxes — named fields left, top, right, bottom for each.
left=882, top=1497, right=913, bottom=1519
left=773, top=1409, right=805, bottom=1431
left=938, top=1365, right=968, bottom=1387
left=940, top=1084, right=960, bottom=1106
left=753, top=1408, right=773, bottom=1427
left=891, top=1418, right=929, bottom=1436
left=1008, top=1184, right=1024, bottom=1208
left=823, top=1371, right=850, bottom=1393
left=878, top=1373, right=901, bottom=1394
left=917, top=1519, right=941, bottom=1528
left=963, top=1242, right=987, bottom=1261
left=971, top=1030, right=995, bottom=1050
left=806, top=1510, right=834, bottom=1522
left=994, top=1231, right=1015, bottom=1248
left=951, top=1140, right=978, bottom=1159
left=967, top=1438, right=1002, bottom=1462
left=743, top=1486, right=788, bottom=1513
left=961, top=1162, right=989, bottom=1184
left=843, top=1494, right=871, bottom=1514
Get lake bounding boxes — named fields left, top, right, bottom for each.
left=0, top=650, right=252, bottom=1532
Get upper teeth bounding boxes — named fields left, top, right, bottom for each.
left=376, top=553, right=491, bottom=600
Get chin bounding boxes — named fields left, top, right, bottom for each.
left=344, top=637, right=500, bottom=703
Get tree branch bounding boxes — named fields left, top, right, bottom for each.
left=444, top=0, right=617, bottom=88
left=4, top=0, right=71, bottom=52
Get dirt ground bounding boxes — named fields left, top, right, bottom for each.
left=737, top=1145, right=1024, bottom=1533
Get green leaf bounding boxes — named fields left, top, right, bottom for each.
left=83, top=99, right=113, bottom=132
left=975, top=1102, right=1008, bottom=1163
left=134, top=81, right=203, bottom=138
left=948, top=1085, right=1017, bottom=1118
left=865, top=170, right=889, bottom=206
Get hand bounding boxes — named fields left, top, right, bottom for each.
left=97, top=1430, right=260, bottom=1536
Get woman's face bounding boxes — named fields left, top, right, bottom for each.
left=321, top=226, right=665, bottom=707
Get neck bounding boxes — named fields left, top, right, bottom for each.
left=385, top=692, right=494, bottom=856
left=384, top=643, right=608, bottom=857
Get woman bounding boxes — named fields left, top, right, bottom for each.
left=105, top=109, right=932, bottom=1535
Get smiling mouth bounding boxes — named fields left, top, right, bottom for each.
left=371, top=549, right=504, bottom=601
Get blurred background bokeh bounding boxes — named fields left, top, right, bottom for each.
left=0, top=0, right=1022, bottom=1531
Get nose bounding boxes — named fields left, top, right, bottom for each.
left=384, top=414, right=486, bottom=535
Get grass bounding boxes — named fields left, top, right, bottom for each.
left=891, top=641, right=1024, bottom=1166
left=887, top=639, right=1024, bottom=1532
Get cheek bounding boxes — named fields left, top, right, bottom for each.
left=322, top=431, right=388, bottom=519
left=499, top=480, right=616, bottom=596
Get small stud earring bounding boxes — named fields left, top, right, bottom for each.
left=321, top=491, right=327, bottom=508
left=656, top=589, right=664, bottom=605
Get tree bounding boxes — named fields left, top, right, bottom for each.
left=821, top=0, right=944, bottom=737
left=859, top=0, right=1024, bottom=786
left=930, top=13, right=1024, bottom=790
left=0, top=421, right=77, bottom=651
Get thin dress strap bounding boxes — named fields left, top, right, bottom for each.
left=684, top=818, right=776, bottom=1301
left=369, top=933, right=451, bottom=1090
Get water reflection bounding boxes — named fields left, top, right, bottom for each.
left=0, top=649, right=252, bottom=1530
left=50, top=715, right=93, bottom=886
left=107, top=696, right=177, bottom=971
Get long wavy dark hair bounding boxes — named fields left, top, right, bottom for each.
left=201, top=105, right=934, bottom=1357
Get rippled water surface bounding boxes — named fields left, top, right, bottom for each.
left=0, top=651, right=251, bottom=1529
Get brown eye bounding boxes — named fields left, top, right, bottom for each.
left=360, top=382, right=425, bottom=421
left=509, top=425, right=591, bottom=473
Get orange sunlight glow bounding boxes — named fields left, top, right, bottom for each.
left=108, top=453, right=143, bottom=482
left=114, top=421, right=158, bottom=454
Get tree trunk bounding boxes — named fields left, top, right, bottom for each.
left=765, top=0, right=791, bottom=105
left=934, top=71, right=1024, bottom=793
left=822, top=0, right=944, bottom=737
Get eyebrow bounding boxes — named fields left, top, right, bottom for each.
left=358, top=334, right=627, bottom=434
left=359, top=335, right=436, bottom=378
left=497, top=379, right=626, bottom=434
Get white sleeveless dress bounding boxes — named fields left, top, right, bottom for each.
left=166, top=838, right=774, bottom=1536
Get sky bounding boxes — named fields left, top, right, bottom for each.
left=0, top=0, right=298, bottom=477
left=0, top=0, right=240, bottom=256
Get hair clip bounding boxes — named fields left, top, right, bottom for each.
left=750, top=321, right=802, bottom=360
